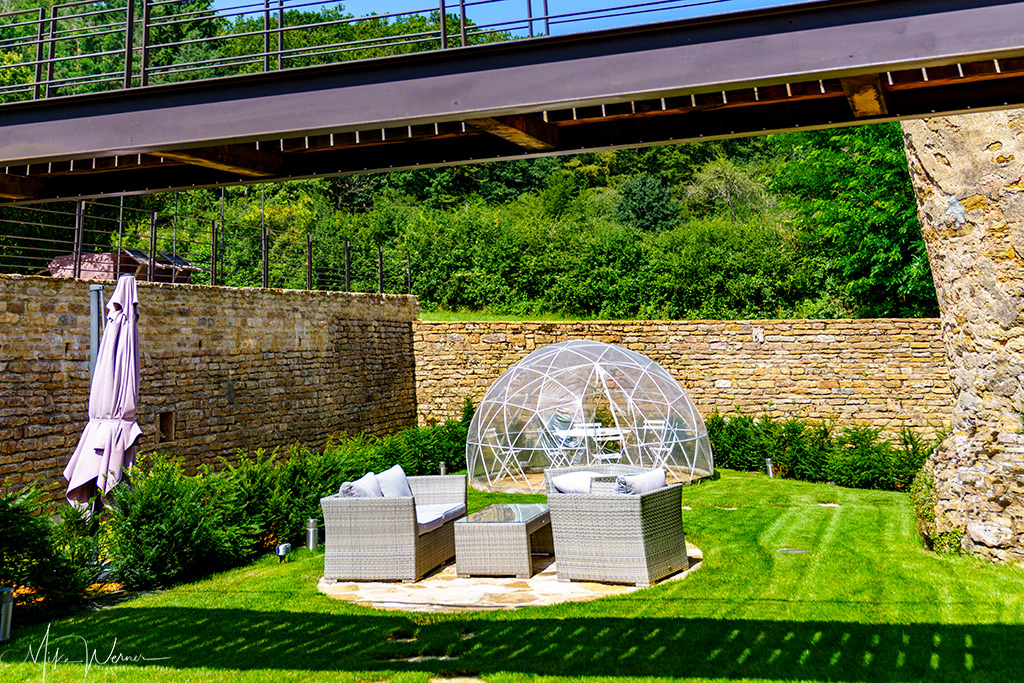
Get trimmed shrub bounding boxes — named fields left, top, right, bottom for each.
left=105, top=455, right=259, bottom=589
left=0, top=485, right=98, bottom=621
left=707, top=410, right=942, bottom=491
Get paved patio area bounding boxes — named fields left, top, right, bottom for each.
left=318, top=542, right=702, bottom=612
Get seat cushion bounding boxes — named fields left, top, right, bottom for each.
left=415, top=503, right=464, bottom=535
left=377, top=464, right=414, bottom=498
left=551, top=470, right=602, bottom=494
left=339, top=471, right=383, bottom=497
left=615, top=468, right=666, bottom=494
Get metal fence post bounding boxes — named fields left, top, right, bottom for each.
left=261, top=186, right=268, bottom=287
left=439, top=0, right=447, bottom=49
left=124, top=0, right=134, bottom=88
left=210, top=219, right=218, bottom=286
left=263, top=0, right=271, bottom=72
left=72, top=200, right=85, bottom=279
left=460, top=0, right=467, bottom=46
left=116, top=196, right=124, bottom=278
left=140, top=0, right=151, bottom=86
left=527, top=0, right=534, bottom=38
left=543, top=0, right=549, bottom=35
left=406, top=251, right=412, bottom=294
left=344, top=240, right=350, bottom=292
left=45, top=5, right=58, bottom=97
left=277, top=0, right=284, bottom=70
left=377, top=244, right=383, bottom=294
left=33, top=8, right=45, bottom=99
left=148, top=211, right=158, bottom=282
left=305, top=233, right=312, bottom=290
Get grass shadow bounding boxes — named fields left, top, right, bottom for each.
left=1, top=607, right=1015, bottom=681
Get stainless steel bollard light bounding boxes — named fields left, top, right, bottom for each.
left=0, top=587, right=12, bottom=642
left=766, top=458, right=774, bottom=478
left=440, top=461, right=446, bottom=475
left=306, top=518, right=319, bottom=551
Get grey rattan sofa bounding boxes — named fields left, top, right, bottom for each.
left=320, top=474, right=467, bottom=582
left=544, top=465, right=687, bottom=587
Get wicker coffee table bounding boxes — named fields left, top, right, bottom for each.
left=455, top=503, right=553, bottom=578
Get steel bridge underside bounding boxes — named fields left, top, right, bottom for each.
left=3, top=0, right=1024, bottom=204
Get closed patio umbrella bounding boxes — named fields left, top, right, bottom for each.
left=64, top=275, right=142, bottom=508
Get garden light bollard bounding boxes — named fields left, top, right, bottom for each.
left=440, top=461, right=446, bottom=475
left=306, top=518, right=319, bottom=551
left=766, top=458, right=774, bottom=478
left=0, top=587, right=12, bottom=642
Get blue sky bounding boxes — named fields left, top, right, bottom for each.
left=214, top=0, right=806, bottom=37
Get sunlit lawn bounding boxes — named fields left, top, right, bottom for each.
left=3, top=470, right=1024, bottom=682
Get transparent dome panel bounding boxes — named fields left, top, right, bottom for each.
left=466, top=340, right=715, bottom=491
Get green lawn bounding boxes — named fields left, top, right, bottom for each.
left=3, top=470, right=1024, bottom=682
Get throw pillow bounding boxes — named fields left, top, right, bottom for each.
left=615, top=468, right=667, bottom=495
left=551, top=470, right=601, bottom=494
left=339, top=471, right=383, bottom=497
left=377, top=464, right=414, bottom=498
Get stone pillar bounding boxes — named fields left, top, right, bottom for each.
left=902, top=111, right=1024, bottom=562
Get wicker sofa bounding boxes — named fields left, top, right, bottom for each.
left=320, top=474, right=467, bottom=582
left=544, top=465, right=687, bottom=587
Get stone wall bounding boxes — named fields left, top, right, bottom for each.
left=414, top=320, right=952, bottom=434
left=0, top=274, right=418, bottom=497
left=902, top=111, right=1024, bottom=563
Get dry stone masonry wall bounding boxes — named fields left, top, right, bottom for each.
left=0, top=275, right=418, bottom=498
left=414, top=320, right=952, bottom=435
left=903, top=111, right=1024, bottom=562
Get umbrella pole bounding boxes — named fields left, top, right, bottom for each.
left=88, top=284, right=105, bottom=378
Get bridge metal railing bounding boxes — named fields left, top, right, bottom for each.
left=0, top=0, right=774, bottom=103
left=0, top=198, right=413, bottom=295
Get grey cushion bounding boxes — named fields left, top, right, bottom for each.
left=339, top=471, right=383, bottom=497
left=551, top=470, right=601, bottom=494
left=377, top=464, right=414, bottom=498
left=414, top=503, right=465, bottom=535
left=615, top=468, right=666, bottom=494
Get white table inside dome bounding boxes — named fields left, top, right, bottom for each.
left=454, top=503, right=553, bottom=578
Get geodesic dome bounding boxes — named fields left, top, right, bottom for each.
left=466, top=340, right=714, bottom=491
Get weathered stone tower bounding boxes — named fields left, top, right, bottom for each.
left=902, top=111, right=1024, bottom=562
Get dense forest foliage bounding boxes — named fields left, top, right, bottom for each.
left=0, top=0, right=939, bottom=319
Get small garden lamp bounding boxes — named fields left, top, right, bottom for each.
left=275, top=542, right=292, bottom=562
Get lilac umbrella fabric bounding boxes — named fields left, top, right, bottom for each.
left=64, top=275, right=142, bottom=507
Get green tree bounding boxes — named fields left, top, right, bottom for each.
left=771, top=123, right=938, bottom=317
left=615, top=173, right=679, bottom=231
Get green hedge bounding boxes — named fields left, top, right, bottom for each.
left=705, top=411, right=943, bottom=491
left=0, top=486, right=100, bottom=621
left=105, top=405, right=472, bottom=590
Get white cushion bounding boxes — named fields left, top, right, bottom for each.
left=377, top=464, right=413, bottom=498
left=615, top=468, right=667, bottom=495
left=339, top=471, right=383, bottom=497
left=551, top=471, right=602, bottom=494
left=415, top=503, right=466, bottom=535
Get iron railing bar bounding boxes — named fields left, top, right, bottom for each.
left=50, top=0, right=121, bottom=12
left=41, top=46, right=132, bottom=65
left=0, top=9, right=44, bottom=22
left=144, top=56, right=263, bottom=75
left=278, top=31, right=444, bottom=58
left=46, top=10, right=131, bottom=29
left=42, top=70, right=126, bottom=88
left=544, top=0, right=730, bottom=25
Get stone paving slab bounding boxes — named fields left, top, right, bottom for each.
left=318, top=542, right=702, bottom=613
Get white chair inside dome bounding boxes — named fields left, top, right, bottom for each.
left=466, top=340, right=715, bottom=491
